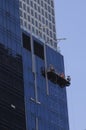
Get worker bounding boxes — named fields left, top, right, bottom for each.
left=49, top=64, right=55, bottom=72
left=60, top=73, right=65, bottom=78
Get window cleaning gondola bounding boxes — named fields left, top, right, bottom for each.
left=41, top=65, right=71, bottom=88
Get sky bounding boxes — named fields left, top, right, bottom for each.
left=54, top=0, right=86, bottom=130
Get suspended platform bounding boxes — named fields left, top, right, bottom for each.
left=41, top=66, right=71, bottom=88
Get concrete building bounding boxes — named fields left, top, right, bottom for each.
left=19, top=0, right=57, bottom=50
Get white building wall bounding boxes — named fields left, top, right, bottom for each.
left=19, top=0, right=57, bottom=50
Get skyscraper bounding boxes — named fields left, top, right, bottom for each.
left=19, top=0, right=57, bottom=50
left=0, top=0, right=70, bottom=130
left=0, top=0, right=26, bottom=130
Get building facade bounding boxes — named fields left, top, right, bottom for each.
left=0, top=0, right=70, bottom=130
left=0, top=0, right=26, bottom=130
left=19, top=0, right=57, bottom=50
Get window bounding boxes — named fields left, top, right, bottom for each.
left=28, top=24, right=31, bottom=30
left=35, top=20, right=38, bottom=27
left=35, top=12, right=37, bottom=18
left=49, top=22, right=52, bottom=29
left=38, top=6, right=40, bottom=12
left=45, top=3, right=47, bottom=10
left=38, top=0, right=40, bottom=4
left=39, top=15, right=41, bottom=21
left=36, top=29, right=38, bottom=35
left=24, top=12, right=27, bottom=19
left=34, top=40, right=44, bottom=60
left=32, top=26, right=35, bottom=33
left=30, top=1, right=33, bottom=7
left=34, top=3, right=37, bottom=10
left=49, top=14, right=51, bottom=21
left=42, top=9, right=44, bottom=16
left=52, top=17, right=55, bottom=24
left=27, top=0, right=30, bottom=4
left=22, top=33, right=31, bottom=51
left=20, top=19, right=23, bottom=26
left=19, top=1, right=22, bottom=8
left=41, top=1, right=43, bottom=7
left=20, top=10, right=23, bottom=17
left=27, top=6, right=30, bottom=13
left=51, top=0, right=54, bottom=8
left=48, top=6, right=50, bottom=12
left=23, top=3, right=26, bottom=11
left=28, top=15, right=30, bottom=22
left=32, top=18, right=34, bottom=25
left=24, top=21, right=27, bottom=28
left=31, top=9, right=34, bottom=16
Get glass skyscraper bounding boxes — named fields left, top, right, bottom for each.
left=0, top=0, right=70, bottom=130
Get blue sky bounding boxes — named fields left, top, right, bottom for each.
left=54, top=0, right=86, bottom=130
